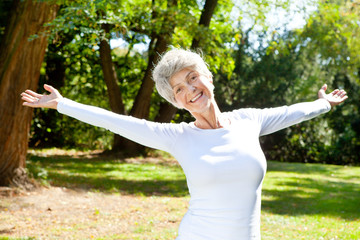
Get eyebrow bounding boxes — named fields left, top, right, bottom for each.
left=171, top=71, right=195, bottom=89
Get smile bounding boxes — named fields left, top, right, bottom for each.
left=190, top=92, right=203, bottom=103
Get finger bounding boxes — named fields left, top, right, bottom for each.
left=340, top=91, right=347, bottom=98
left=22, top=101, right=37, bottom=108
left=337, top=90, right=346, bottom=96
left=44, top=84, right=56, bottom=93
left=24, top=89, right=42, bottom=98
left=21, top=93, right=38, bottom=101
left=318, top=84, right=327, bottom=98
left=331, top=89, right=340, bottom=96
left=339, top=93, right=348, bottom=102
left=337, top=95, right=348, bottom=104
left=20, top=92, right=39, bottom=100
left=321, top=84, right=327, bottom=91
left=21, top=95, right=38, bottom=103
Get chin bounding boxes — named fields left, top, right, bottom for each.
left=189, top=104, right=212, bottom=114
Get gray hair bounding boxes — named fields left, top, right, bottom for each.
left=152, top=48, right=212, bottom=108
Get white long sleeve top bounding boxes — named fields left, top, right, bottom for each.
left=57, top=98, right=331, bottom=240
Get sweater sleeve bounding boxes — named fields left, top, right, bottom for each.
left=57, top=98, right=181, bottom=152
left=233, top=99, right=331, bottom=136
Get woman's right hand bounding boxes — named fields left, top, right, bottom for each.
left=21, top=84, right=63, bottom=109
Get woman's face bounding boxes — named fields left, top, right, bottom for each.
left=170, top=68, right=214, bottom=113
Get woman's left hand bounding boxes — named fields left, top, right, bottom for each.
left=318, top=84, right=348, bottom=107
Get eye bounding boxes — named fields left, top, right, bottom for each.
left=190, top=75, right=198, bottom=82
left=175, top=87, right=182, bottom=94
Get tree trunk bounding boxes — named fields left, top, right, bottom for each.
left=0, top=0, right=58, bottom=188
left=99, top=31, right=125, bottom=115
left=117, top=34, right=171, bottom=154
left=129, top=36, right=169, bottom=119
left=99, top=26, right=126, bottom=150
left=191, top=0, right=218, bottom=49
left=129, top=0, right=177, bottom=120
left=154, top=102, right=177, bottom=122
left=154, top=0, right=219, bottom=123
left=115, top=0, right=178, bottom=154
left=45, top=32, right=75, bottom=89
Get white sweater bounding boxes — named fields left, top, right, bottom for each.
left=57, top=98, right=331, bottom=240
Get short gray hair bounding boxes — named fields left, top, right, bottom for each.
left=152, top=48, right=212, bottom=108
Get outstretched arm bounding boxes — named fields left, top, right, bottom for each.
left=238, top=84, right=349, bottom=136
left=21, top=84, right=180, bottom=153
left=21, top=84, right=63, bottom=109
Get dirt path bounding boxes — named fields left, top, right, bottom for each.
left=0, top=186, right=187, bottom=239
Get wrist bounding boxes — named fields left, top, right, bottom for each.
left=52, top=97, right=63, bottom=110
left=318, top=98, right=332, bottom=109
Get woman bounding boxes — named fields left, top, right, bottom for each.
left=21, top=49, right=348, bottom=240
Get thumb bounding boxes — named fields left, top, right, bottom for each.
left=44, top=84, right=56, bottom=93
left=318, top=84, right=327, bottom=98
left=43, top=84, right=63, bottom=99
left=321, top=83, right=327, bottom=91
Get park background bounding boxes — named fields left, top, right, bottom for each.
left=0, top=0, right=359, bottom=239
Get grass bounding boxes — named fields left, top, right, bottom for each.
left=262, top=161, right=360, bottom=239
left=27, top=151, right=188, bottom=197
left=3, top=149, right=360, bottom=239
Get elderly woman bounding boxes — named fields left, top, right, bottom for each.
left=21, top=49, right=348, bottom=240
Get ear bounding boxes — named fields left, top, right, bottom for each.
left=208, top=75, right=213, bottom=84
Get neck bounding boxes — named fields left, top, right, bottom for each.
left=191, top=101, right=225, bottom=129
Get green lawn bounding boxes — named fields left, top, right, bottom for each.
left=18, top=150, right=360, bottom=239
left=262, top=161, right=360, bottom=239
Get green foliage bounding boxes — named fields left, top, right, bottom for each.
left=302, top=0, right=360, bottom=70
left=273, top=0, right=360, bottom=165
left=29, top=0, right=246, bottom=150
left=18, top=0, right=360, bottom=163
left=211, top=0, right=360, bottom=165
left=29, top=0, right=153, bottom=149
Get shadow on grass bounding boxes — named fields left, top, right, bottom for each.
left=27, top=154, right=189, bottom=197
left=27, top=153, right=360, bottom=220
left=263, top=161, right=360, bottom=220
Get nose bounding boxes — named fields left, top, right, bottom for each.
left=185, top=83, right=196, bottom=92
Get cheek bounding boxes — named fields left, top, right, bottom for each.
left=174, top=94, right=185, bottom=108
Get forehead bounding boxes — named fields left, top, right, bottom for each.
left=170, top=68, right=196, bottom=87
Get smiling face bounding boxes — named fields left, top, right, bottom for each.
left=170, top=68, right=215, bottom=114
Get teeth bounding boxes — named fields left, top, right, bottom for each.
left=191, top=93, right=202, bottom=102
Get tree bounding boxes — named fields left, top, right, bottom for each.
left=48, top=0, right=225, bottom=153
left=299, top=0, right=360, bottom=164
left=224, top=0, right=360, bottom=164
left=32, top=0, right=313, bottom=156
left=155, top=0, right=219, bottom=123
left=99, top=23, right=126, bottom=149
left=118, top=0, right=179, bottom=152
left=0, top=0, right=58, bottom=187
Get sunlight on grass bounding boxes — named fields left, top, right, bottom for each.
left=27, top=151, right=188, bottom=197
left=262, top=161, right=360, bottom=239
left=21, top=150, right=360, bottom=239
